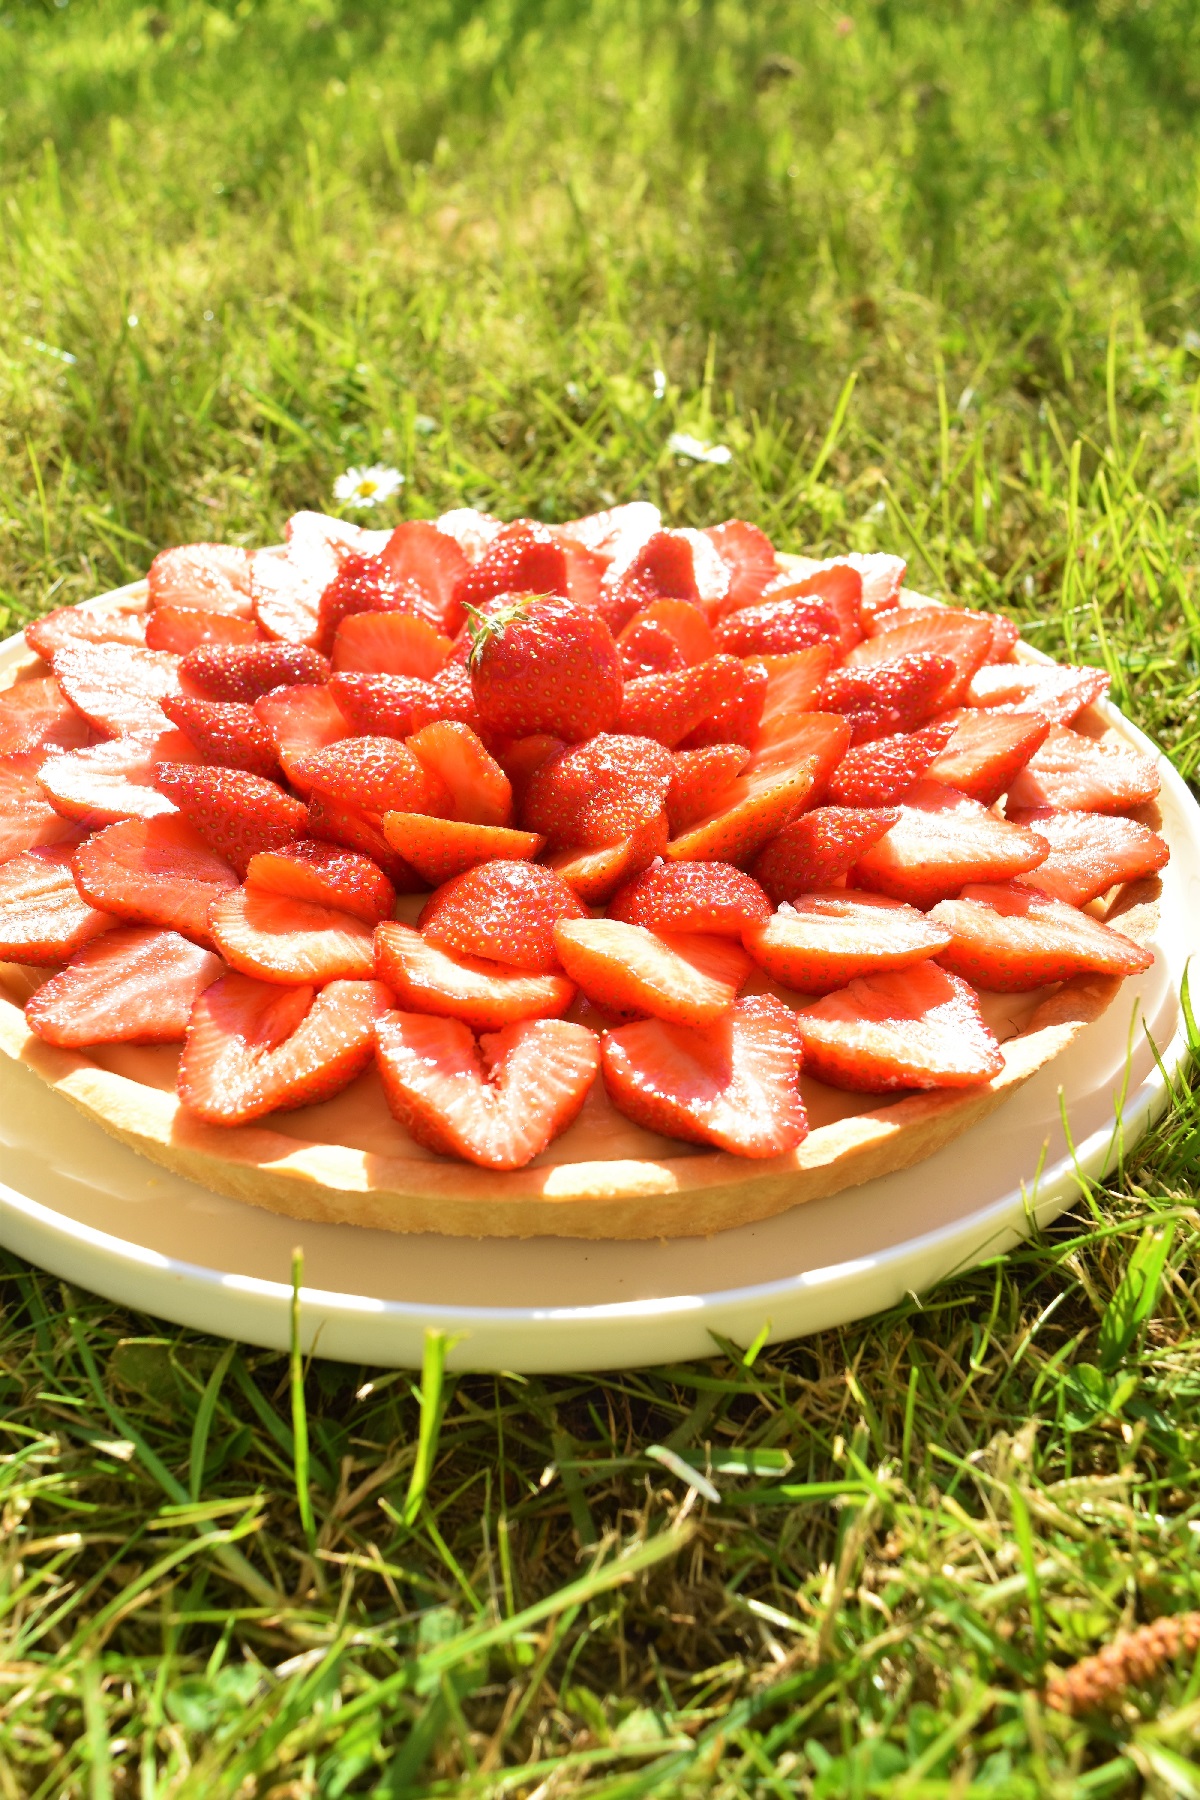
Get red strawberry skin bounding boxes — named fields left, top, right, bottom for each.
left=679, top=661, right=767, bottom=750
left=826, top=722, right=955, bottom=807
left=26, top=926, right=223, bottom=1047
left=419, top=859, right=587, bottom=973
left=288, top=738, right=450, bottom=819
left=162, top=695, right=282, bottom=780
left=666, top=745, right=748, bottom=833
left=468, top=595, right=623, bottom=742
left=617, top=655, right=745, bottom=749
left=817, top=651, right=955, bottom=743
left=607, top=859, right=771, bottom=936
left=453, top=522, right=570, bottom=633
left=180, top=642, right=330, bottom=703
left=245, top=839, right=396, bottom=925
left=153, top=765, right=307, bottom=878
left=704, top=520, right=779, bottom=613
left=715, top=596, right=841, bottom=656
left=316, top=552, right=441, bottom=650
left=749, top=806, right=899, bottom=902
left=601, top=994, right=807, bottom=1158
left=522, top=734, right=675, bottom=849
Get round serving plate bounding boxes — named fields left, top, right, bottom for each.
left=0, top=589, right=1194, bottom=1372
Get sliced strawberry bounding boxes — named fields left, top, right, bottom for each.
left=255, top=684, right=352, bottom=767
left=922, top=709, right=1052, bottom=806
left=845, top=553, right=906, bottom=618
left=245, top=839, right=396, bottom=924
left=381, top=813, right=541, bottom=886
left=452, top=522, right=569, bottom=636
left=666, top=745, right=749, bottom=833
left=853, top=781, right=1050, bottom=907
left=984, top=615, right=1021, bottom=661
left=178, top=973, right=391, bottom=1125
left=308, top=795, right=420, bottom=889
left=601, top=995, right=807, bottom=1157
left=316, top=552, right=444, bottom=650
left=817, top=651, right=956, bottom=743
left=929, top=882, right=1153, bottom=991
left=144, top=606, right=261, bottom=655
left=618, top=616, right=687, bottom=677
left=599, top=530, right=703, bottom=635
left=210, top=886, right=376, bottom=983
left=867, top=601, right=1018, bottom=663
left=250, top=545, right=337, bottom=648
left=618, top=599, right=718, bottom=668
left=749, top=806, right=899, bottom=903
left=180, top=642, right=330, bottom=703
left=38, top=732, right=194, bottom=828
left=845, top=611, right=992, bottom=705
left=758, top=564, right=863, bottom=650
left=162, top=696, right=281, bottom=780
left=617, top=655, right=745, bottom=748
left=665, top=754, right=825, bottom=867
left=522, top=734, right=675, bottom=849
left=795, top=964, right=1004, bottom=1092
left=26, top=604, right=147, bottom=661
left=965, top=662, right=1110, bottom=724
left=495, top=733, right=565, bottom=808
left=744, top=893, right=951, bottom=995
left=1005, top=726, right=1161, bottom=814
left=147, top=544, right=253, bottom=617
left=0, top=674, right=93, bottom=756
left=546, top=814, right=669, bottom=904
left=558, top=501, right=660, bottom=563
left=375, top=1012, right=600, bottom=1169
left=419, top=860, right=587, bottom=973
left=607, top=859, right=771, bottom=936
left=375, top=521, right=472, bottom=633
left=436, top=507, right=504, bottom=562
left=374, top=922, right=574, bottom=1028
left=715, top=595, right=841, bottom=656
left=553, top=917, right=751, bottom=1025
left=751, top=647, right=837, bottom=747
left=329, top=671, right=450, bottom=739
left=560, top=537, right=607, bottom=611
left=331, top=611, right=452, bottom=677
left=406, top=721, right=512, bottom=826
left=0, top=755, right=79, bottom=861
left=288, top=737, right=449, bottom=821
left=53, top=643, right=183, bottom=738
left=673, top=530, right=733, bottom=612
left=827, top=722, right=955, bottom=807
left=679, top=662, right=767, bottom=750
left=0, top=845, right=115, bottom=965
left=73, top=815, right=239, bottom=944
left=26, top=927, right=223, bottom=1047
left=1007, top=807, right=1170, bottom=905
left=704, top=520, right=779, bottom=614
left=153, top=765, right=307, bottom=878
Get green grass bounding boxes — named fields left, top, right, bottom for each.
left=3, top=0, right=1200, bottom=1791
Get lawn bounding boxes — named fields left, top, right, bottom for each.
left=3, top=0, right=1200, bottom=1792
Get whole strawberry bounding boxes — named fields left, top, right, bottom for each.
left=467, top=595, right=623, bottom=741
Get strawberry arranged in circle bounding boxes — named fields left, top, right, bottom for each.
left=74, top=815, right=239, bottom=944
left=794, top=964, right=1004, bottom=1093
left=929, top=882, right=1153, bottom=991
left=744, top=893, right=952, bottom=995
left=406, top=721, right=512, bottom=825
left=210, top=886, right=377, bottom=984
left=375, top=922, right=575, bottom=1029
left=826, top=721, right=955, bottom=807
left=921, top=709, right=1052, bottom=807
left=1004, top=726, right=1160, bottom=814
left=666, top=745, right=749, bottom=833
left=146, top=543, right=254, bottom=617
left=382, top=813, right=543, bottom=886
left=316, top=552, right=441, bottom=651
left=419, top=860, right=586, bottom=974
left=331, top=610, right=452, bottom=678
left=375, top=1012, right=601, bottom=1171
left=38, top=733, right=196, bottom=829
left=153, top=764, right=307, bottom=877
left=619, top=615, right=687, bottom=676
left=180, top=641, right=330, bottom=703
left=599, top=530, right=704, bottom=636
left=452, top=521, right=570, bottom=635
left=467, top=594, right=623, bottom=742
left=853, top=781, right=1051, bottom=908
left=54, top=644, right=183, bottom=738
left=522, top=733, right=674, bottom=850
left=144, top=606, right=261, bottom=655
left=26, top=603, right=147, bottom=662
left=845, top=610, right=993, bottom=706
left=0, top=675, right=94, bottom=758
left=288, top=738, right=450, bottom=821
left=601, top=994, right=808, bottom=1157
left=163, top=696, right=282, bottom=780
left=965, top=661, right=1110, bottom=724
left=1, top=753, right=81, bottom=863
left=375, top=520, right=472, bottom=634
left=308, top=795, right=418, bottom=890
left=703, top=520, right=779, bottom=613
left=607, top=859, right=771, bottom=937
left=617, top=655, right=747, bottom=749
left=244, top=839, right=396, bottom=925
left=679, top=661, right=767, bottom=750
left=1007, top=807, right=1170, bottom=905
left=0, top=844, right=115, bottom=965
left=553, top=917, right=752, bottom=1025
left=749, top=806, right=899, bottom=903
left=757, top=563, right=863, bottom=651
left=546, top=813, right=669, bottom=905
left=715, top=595, right=842, bottom=657
left=26, top=926, right=223, bottom=1047
left=817, top=651, right=956, bottom=743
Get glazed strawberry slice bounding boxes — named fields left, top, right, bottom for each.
left=553, top=918, right=751, bottom=1026
left=817, top=650, right=955, bottom=743
left=245, top=839, right=396, bottom=925
left=607, top=860, right=771, bottom=936
left=74, top=815, right=239, bottom=944
left=374, top=922, right=575, bottom=1029
left=162, top=696, right=281, bottom=780
left=210, top=886, right=377, bottom=983
left=965, top=662, right=1110, bottom=724
left=1005, top=726, right=1160, bottom=814
left=559, top=538, right=607, bottom=611
left=308, top=796, right=419, bottom=890
left=0, top=845, right=115, bottom=965
left=868, top=601, right=1019, bottom=664
left=153, top=765, right=306, bottom=877
left=0, top=755, right=79, bottom=861
left=329, top=671, right=458, bottom=739
left=546, top=814, right=669, bottom=904
left=618, top=616, right=687, bottom=676
left=601, top=995, right=807, bottom=1157
left=180, top=642, right=330, bottom=703
left=749, top=806, right=900, bottom=903
left=375, top=1012, right=600, bottom=1170
left=703, top=520, right=779, bottom=613
left=922, top=710, right=1052, bottom=806
left=250, top=544, right=339, bottom=648
left=750, top=647, right=838, bottom=749
left=1007, top=807, right=1170, bottom=905
left=599, top=530, right=704, bottom=635
left=929, top=883, right=1153, bottom=991
left=144, top=606, right=261, bottom=655
left=665, top=755, right=823, bottom=867
left=715, top=595, right=842, bottom=656
left=758, top=563, right=863, bottom=650
left=618, top=600, right=718, bottom=668
left=406, top=721, right=512, bottom=826
left=147, top=544, right=254, bottom=617
left=558, top=501, right=660, bottom=563
left=376, top=520, right=472, bottom=633
left=178, top=973, right=391, bottom=1125
left=616, top=655, right=745, bottom=748
left=844, top=552, right=906, bottom=617
left=26, top=603, right=147, bottom=661
left=26, top=927, right=223, bottom=1047
left=316, top=552, right=444, bottom=649
left=744, top=893, right=951, bottom=995
left=381, top=813, right=542, bottom=886
left=845, top=611, right=993, bottom=705
left=419, top=860, right=586, bottom=973
left=289, top=737, right=450, bottom=820
left=522, top=734, right=675, bottom=849
left=53, top=643, right=183, bottom=737
left=452, top=522, right=570, bottom=636
left=331, top=611, right=452, bottom=677
left=0, top=674, right=93, bottom=756
left=255, top=685, right=352, bottom=769
left=826, top=722, right=955, bottom=807
left=666, top=745, right=749, bottom=833
left=679, top=662, right=767, bottom=749
left=794, top=964, right=1004, bottom=1093
left=853, top=781, right=1050, bottom=907
left=38, top=732, right=195, bottom=827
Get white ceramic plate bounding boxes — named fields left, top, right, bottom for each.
left=0, top=599, right=1194, bottom=1371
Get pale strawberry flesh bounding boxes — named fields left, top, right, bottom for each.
left=26, top=927, right=223, bottom=1047
left=929, top=883, right=1153, bottom=991
left=210, top=886, right=377, bottom=984
left=795, top=964, right=1004, bottom=1092
left=375, top=922, right=575, bottom=1030
left=1005, top=726, right=1160, bottom=814
left=553, top=917, right=751, bottom=1025
left=73, top=815, right=238, bottom=945
left=0, top=845, right=115, bottom=965
left=0, top=755, right=79, bottom=861
left=0, top=674, right=93, bottom=756
left=245, top=839, right=396, bottom=924
left=853, top=781, right=1050, bottom=908
left=53, top=644, right=183, bottom=738
left=744, top=893, right=951, bottom=995
left=1007, top=807, right=1170, bottom=905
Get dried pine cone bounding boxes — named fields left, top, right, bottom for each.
left=1045, top=1612, right=1200, bottom=1715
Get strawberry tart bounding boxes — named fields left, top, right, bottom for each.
left=0, top=505, right=1167, bottom=1238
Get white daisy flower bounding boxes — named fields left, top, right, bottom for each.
left=668, top=431, right=733, bottom=466
left=333, top=464, right=405, bottom=510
